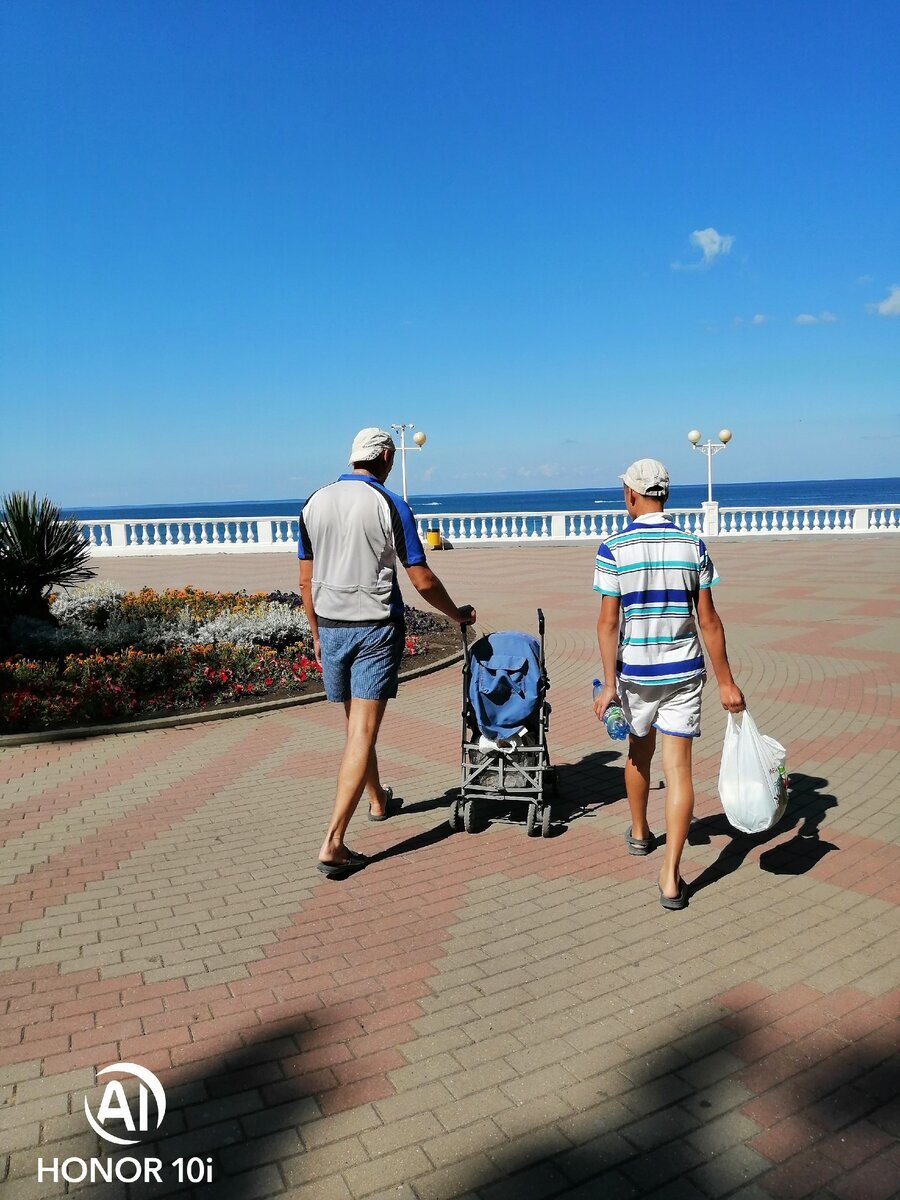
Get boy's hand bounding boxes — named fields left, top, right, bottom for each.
left=719, top=682, right=745, bottom=713
left=593, top=683, right=619, bottom=721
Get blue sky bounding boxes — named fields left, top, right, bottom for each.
left=1, top=0, right=898, bottom=505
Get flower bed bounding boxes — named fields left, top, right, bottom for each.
left=0, top=584, right=456, bottom=733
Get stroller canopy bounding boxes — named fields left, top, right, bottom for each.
left=468, top=631, right=543, bottom=740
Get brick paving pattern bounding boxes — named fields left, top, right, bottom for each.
left=1, top=538, right=897, bottom=1199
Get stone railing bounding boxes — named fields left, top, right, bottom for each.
left=78, top=501, right=899, bottom=555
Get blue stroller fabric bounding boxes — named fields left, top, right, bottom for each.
left=468, top=631, right=543, bottom=740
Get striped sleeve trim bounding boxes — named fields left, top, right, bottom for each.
left=297, top=494, right=318, bottom=560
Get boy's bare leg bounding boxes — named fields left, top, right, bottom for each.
left=319, top=697, right=388, bottom=864
left=659, top=733, right=695, bottom=897
left=625, top=730, right=657, bottom=841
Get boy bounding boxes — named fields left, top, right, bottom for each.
left=593, top=459, right=744, bottom=909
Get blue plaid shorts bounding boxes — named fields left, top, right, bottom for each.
left=318, top=621, right=405, bottom=703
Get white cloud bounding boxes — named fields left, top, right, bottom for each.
left=856, top=274, right=874, bottom=285
left=735, top=313, right=768, bottom=326
left=671, top=226, right=735, bottom=270
left=794, top=311, right=838, bottom=325
left=536, top=463, right=561, bottom=478
left=867, top=284, right=900, bottom=316
left=421, top=465, right=437, bottom=482
left=692, top=227, right=734, bottom=263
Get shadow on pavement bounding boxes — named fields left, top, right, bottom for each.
left=107, top=992, right=895, bottom=1199
left=688, top=772, right=839, bottom=895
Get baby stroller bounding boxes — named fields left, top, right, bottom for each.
left=450, top=609, right=558, bottom=837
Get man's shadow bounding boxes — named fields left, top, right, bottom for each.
left=688, top=773, right=839, bottom=895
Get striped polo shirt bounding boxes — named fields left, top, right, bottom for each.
left=299, top=474, right=426, bottom=623
left=593, top=512, right=719, bottom=686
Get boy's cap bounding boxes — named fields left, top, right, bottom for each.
left=349, top=428, right=396, bottom=464
left=620, top=458, right=670, bottom=496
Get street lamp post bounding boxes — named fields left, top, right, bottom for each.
left=688, top=428, right=733, bottom=503
left=390, top=423, right=427, bottom=503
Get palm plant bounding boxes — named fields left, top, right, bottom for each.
left=0, top=492, right=95, bottom=622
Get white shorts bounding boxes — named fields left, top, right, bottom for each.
left=620, top=673, right=706, bottom=739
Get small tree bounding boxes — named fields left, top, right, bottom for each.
left=0, top=492, right=95, bottom=623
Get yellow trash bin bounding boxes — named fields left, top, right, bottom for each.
left=426, top=528, right=442, bottom=550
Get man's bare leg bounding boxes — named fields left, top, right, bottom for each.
left=319, top=697, right=388, bottom=864
left=659, top=733, right=695, bottom=898
left=342, top=699, right=390, bottom=818
left=625, top=729, right=656, bottom=842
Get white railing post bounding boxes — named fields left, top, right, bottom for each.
left=256, top=519, right=273, bottom=547
left=852, top=506, right=869, bottom=533
left=701, top=501, right=719, bottom=538
left=550, top=513, right=567, bottom=539
left=108, top=522, right=127, bottom=551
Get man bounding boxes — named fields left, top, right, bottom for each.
left=592, top=459, right=745, bottom=909
left=299, top=428, right=476, bottom=877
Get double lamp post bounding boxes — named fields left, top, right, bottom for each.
left=390, top=422, right=427, bottom=503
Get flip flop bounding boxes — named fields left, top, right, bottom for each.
left=658, top=879, right=689, bottom=910
left=368, top=785, right=397, bottom=822
left=317, top=848, right=368, bottom=878
left=625, top=828, right=656, bottom=856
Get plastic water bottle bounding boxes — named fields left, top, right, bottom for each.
left=592, top=679, right=629, bottom=740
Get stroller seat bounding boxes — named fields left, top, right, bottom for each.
left=468, top=630, right=542, bottom=742
left=452, top=610, right=558, bottom=837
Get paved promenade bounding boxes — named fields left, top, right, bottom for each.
left=1, top=538, right=898, bottom=1200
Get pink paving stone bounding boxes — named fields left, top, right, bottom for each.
left=814, top=987, right=876, bottom=1021
left=749, top=1115, right=826, bottom=1163
left=318, top=1075, right=396, bottom=1115
left=729, top=1026, right=795, bottom=1064
left=817, top=1121, right=896, bottom=1169
left=772, top=1004, right=830, bottom=1040
left=759, top=1147, right=843, bottom=1198
left=825, top=1151, right=900, bottom=1200
left=718, top=980, right=774, bottom=1012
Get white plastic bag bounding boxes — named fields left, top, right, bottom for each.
left=718, top=710, right=788, bottom=834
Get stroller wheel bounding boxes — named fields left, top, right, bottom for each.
left=525, top=802, right=538, bottom=836
left=541, top=805, right=552, bottom=837
left=463, top=799, right=475, bottom=833
left=448, top=798, right=461, bottom=831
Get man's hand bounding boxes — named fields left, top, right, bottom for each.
left=593, top=683, right=619, bottom=722
left=313, top=634, right=322, bottom=669
left=719, top=682, right=745, bottom=713
left=456, top=605, right=476, bottom=626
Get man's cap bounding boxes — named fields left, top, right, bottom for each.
left=620, top=458, right=670, bottom=497
left=348, top=428, right=396, bottom=465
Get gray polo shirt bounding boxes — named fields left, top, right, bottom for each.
left=298, top=474, right=427, bottom=623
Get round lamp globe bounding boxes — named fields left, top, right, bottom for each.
left=412, top=431, right=427, bottom=447
left=718, top=429, right=732, bottom=444
left=687, top=430, right=702, bottom=445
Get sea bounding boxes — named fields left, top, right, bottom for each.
left=62, top=477, right=900, bottom=523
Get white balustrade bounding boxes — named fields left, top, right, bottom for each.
left=76, top=502, right=898, bottom=555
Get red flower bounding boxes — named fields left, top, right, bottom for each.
left=218, top=669, right=228, bottom=683
left=264, top=677, right=273, bottom=687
